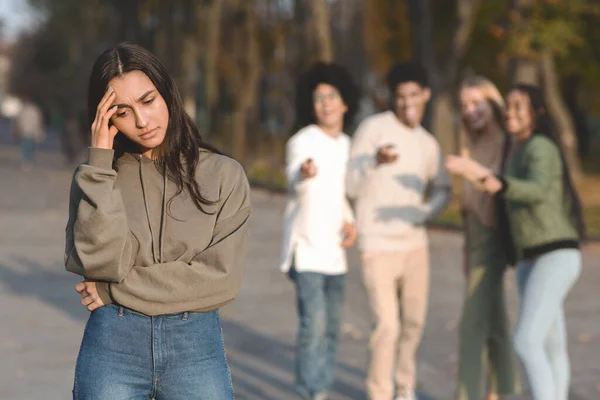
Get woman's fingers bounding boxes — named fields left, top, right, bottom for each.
left=109, top=124, right=119, bottom=138
left=95, top=86, right=115, bottom=120
left=98, top=91, right=116, bottom=119
left=76, top=281, right=104, bottom=312
left=91, top=93, right=118, bottom=149
left=92, top=86, right=115, bottom=137
left=93, top=93, right=115, bottom=134
left=81, top=295, right=95, bottom=307
left=103, top=105, right=118, bottom=123
left=75, top=281, right=87, bottom=293
left=87, top=302, right=103, bottom=312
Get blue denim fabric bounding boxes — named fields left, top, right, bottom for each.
left=73, top=305, right=233, bottom=400
left=20, top=137, right=35, bottom=163
left=290, top=269, right=346, bottom=399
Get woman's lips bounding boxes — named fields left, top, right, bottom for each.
left=140, top=128, right=157, bottom=140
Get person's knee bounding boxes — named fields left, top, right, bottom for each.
left=513, top=327, right=539, bottom=361
left=372, top=317, right=399, bottom=344
left=459, top=307, right=486, bottom=337
left=299, top=309, right=327, bottom=344
left=545, top=329, right=567, bottom=360
left=400, top=308, right=426, bottom=339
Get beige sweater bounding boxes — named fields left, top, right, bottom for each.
left=65, top=148, right=251, bottom=316
left=347, top=111, right=451, bottom=252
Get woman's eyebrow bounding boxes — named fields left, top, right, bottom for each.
left=137, top=90, right=155, bottom=102
left=114, top=90, right=156, bottom=108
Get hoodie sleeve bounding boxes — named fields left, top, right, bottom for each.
left=64, top=148, right=139, bottom=282
left=286, top=134, right=312, bottom=195
left=346, top=118, right=379, bottom=199
left=501, top=137, right=560, bottom=204
left=423, top=143, right=452, bottom=221
left=100, top=159, right=252, bottom=315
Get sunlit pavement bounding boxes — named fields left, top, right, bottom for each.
left=1, top=141, right=598, bottom=400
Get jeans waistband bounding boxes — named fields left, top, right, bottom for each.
left=106, top=304, right=216, bottom=321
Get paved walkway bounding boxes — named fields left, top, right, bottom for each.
left=0, top=141, right=599, bottom=399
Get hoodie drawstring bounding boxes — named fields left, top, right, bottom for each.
left=159, top=164, right=167, bottom=264
left=138, top=156, right=167, bottom=264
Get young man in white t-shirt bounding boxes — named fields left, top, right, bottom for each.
left=280, top=62, right=359, bottom=400
left=347, top=62, right=452, bottom=400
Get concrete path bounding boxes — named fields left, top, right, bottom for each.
left=1, top=140, right=599, bottom=399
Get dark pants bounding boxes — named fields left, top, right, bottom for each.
left=73, top=305, right=233, bottom=400
left=457, top=213, right=518, bottom=399
left=290, top=268, right=346, bottom=399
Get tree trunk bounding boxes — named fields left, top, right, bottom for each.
left=407, top=0, right=479, bottom=155
left=181, top=36, right=199, bottom=121
left=310, top=0, right=333, bottom=62
left=203, top=0, right=223, bottom=134
left=507, top=0, right=539, bottom=87
left=223, top=1, right=261, bottom=163
left=231, top=110, right=247, bottom=162
left=153, top=1, right=171, bottom=62
left=432, top=93, right=459, bottom=155
left=539, top=49, right=583, bottom=181
left=180, top=3, right=203, bottom=122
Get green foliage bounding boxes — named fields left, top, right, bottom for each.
left=461, top=1, right=510, bottom=90
left=363, top=0, right=412, bottom=77
left=556, top=4, right=600, bottom=113
left=505, top=0, right=588, bottom=58
left=246, top=158, right=286, bottom=191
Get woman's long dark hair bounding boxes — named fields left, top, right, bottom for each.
left=293, top=61, right=359, bottom=133
left=513, top=84, right=586, bottom=237
left=87, top=43, right=219, bottom=212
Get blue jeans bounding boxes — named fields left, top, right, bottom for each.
left=513, top=249, right=581, bottom=400
left=73, top=305, right=233, bottom=400
left=20, top=137, right=35, bottom=163
left=290, top=269, right=346, bottom=399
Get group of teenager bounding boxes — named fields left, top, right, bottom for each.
left=64, top=42, right=581, bottom=400
left=281, top=61, right=584, bottom=400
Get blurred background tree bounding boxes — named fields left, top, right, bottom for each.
left=3, top=0, right=600, bottom=227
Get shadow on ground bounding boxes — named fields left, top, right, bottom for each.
left=0, top=256, right=438, bottom=400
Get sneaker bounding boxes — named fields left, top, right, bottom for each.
left=394, top=387, right=416, bottom=400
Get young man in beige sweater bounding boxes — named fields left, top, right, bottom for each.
left=346, top=62, right=452, bottom=400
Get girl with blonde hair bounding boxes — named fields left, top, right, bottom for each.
left=455, top=76, right=519, bottom=400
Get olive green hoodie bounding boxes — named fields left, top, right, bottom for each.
left=65, top=147, right=251, bottom=316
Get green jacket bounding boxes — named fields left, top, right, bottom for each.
left=502, top=134, right=579, bottom=260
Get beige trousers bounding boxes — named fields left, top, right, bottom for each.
left=361, top=247, right=430, bottom=400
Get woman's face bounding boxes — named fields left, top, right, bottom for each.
left=505, top=89, right=534, bottom=141
left=313, top=83, right=347, bottom=132
left=108, top=70, right=169, bottom=155
left=460, top=87, right=494, bottom=132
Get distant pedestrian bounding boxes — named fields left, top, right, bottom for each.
left=454, top=76, right=519, bottom=400
left=281, top=61, right=359, bottom=400
left=12, top=99, right=44, bottom=170
left=346, top=62, right=452, bottom=400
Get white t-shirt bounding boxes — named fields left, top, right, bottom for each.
left=280, top=125, right=354, bottom=275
